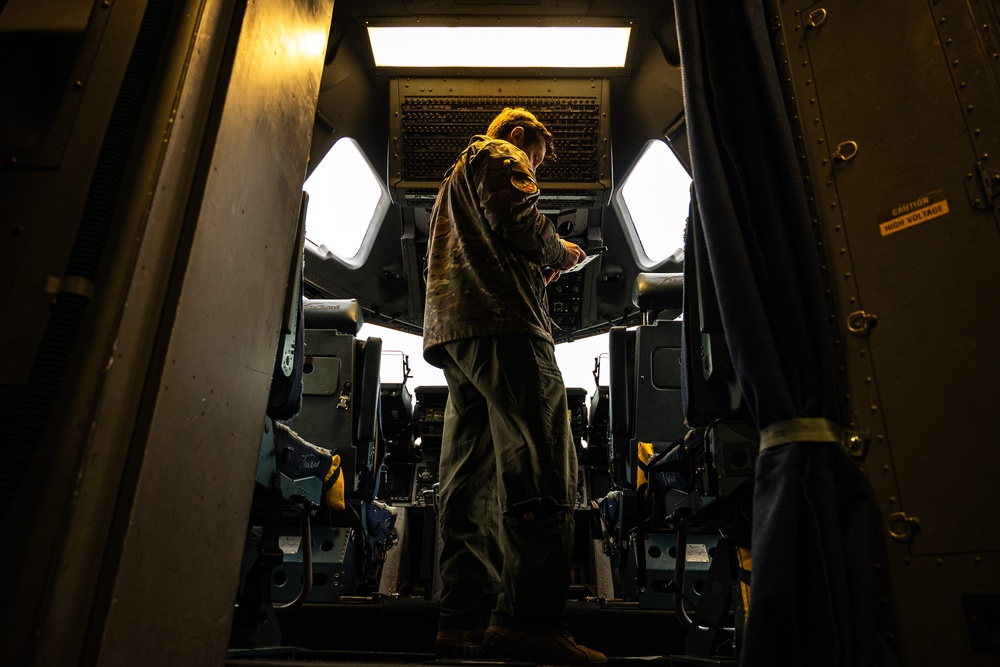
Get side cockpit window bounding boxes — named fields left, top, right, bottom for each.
left=618, top=139, right=691, bottom=267
left=304, top=137, right=388, bottom=264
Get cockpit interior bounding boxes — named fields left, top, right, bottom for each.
left=2, top=1, right=999, bottom=666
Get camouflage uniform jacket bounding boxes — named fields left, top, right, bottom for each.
left=423, top=135, right=569, bottom=365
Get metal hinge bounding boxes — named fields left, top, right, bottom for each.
left=966, top=161, right=1000, bottom=210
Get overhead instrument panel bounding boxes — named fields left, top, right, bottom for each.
left=388, top=78, right=613, bottom=213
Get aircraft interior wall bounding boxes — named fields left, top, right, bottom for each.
left=1, top=0, right=336, bottom=663
left=1, top=0, right=999, bottom=665
left=769, top=0, right=1000, bottom=663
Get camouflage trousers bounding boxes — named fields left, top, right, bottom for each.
left=436, top=335, right=578, bottom=634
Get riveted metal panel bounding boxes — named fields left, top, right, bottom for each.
left=772, top=0, right=1000, bottom=663
left=87, top=0, right=336, bottom=664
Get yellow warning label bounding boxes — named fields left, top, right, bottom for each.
left=879, top=199, right=949, bottom=236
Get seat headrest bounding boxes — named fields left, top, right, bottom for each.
left=633, top=273, right=684, bottom=316
left=303, top=299, right=364, bottom=335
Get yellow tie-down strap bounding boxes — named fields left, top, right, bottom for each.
left=636, top=441, right=656, bottom=492
left=324, top=454, right=345, bottom=511
left=275, top=422, right=346, bottom=511
left=736, top=545, right=752, bottom=622
left=758, top=417, right=843, bottom=452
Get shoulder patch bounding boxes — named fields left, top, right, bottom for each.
left=511, top=173, right=538, bottom=194
left=509, top=161, right=539, bottom=195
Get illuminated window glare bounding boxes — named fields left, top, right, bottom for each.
left=359, top=322, right=608, bottom=416
left=367, top=26, right=632, bottom=69
left=303, top=138, right=385, bottom=260
left=620, top=140, right=691, bottom=264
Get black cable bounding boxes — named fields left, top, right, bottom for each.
left=636, top=483, right=648, bottom=589
left=1, top=0, right=175, bottom=520
left=674, top=520, right=693, bottom=629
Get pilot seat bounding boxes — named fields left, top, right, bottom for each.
left=230, top=296, right=394, bottom=650
left=598, top=259, right=758, bottom=660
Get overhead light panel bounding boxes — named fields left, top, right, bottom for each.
left=366, top=24, right=634, bottom=70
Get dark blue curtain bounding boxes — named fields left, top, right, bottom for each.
left=674, top=2, right=883, bottom=665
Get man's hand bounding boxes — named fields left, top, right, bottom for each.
left=560, top=241, right=586, bottom=270
left=543, top=241, right=585, bottom=284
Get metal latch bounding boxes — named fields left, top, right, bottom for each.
left=832, top=140, right=859, bottom=162
left=977, top=161, right=999, bottom=207
left=981, top=162, right=1000, bottom=204
left=966, top=162, right=1000, bottom=210
left=844, top=432, right=869, bottom=460
left=337, top=381, right=351, bottom=410
left=847, top=310, right=877, bottom=336
left=887, top=512, right=921, bottom=544
left=806, top=8, right=828, bottom=29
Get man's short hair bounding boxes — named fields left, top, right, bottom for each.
left=486, top=107, right=556, bottom=163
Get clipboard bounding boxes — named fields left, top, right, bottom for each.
left=562, top=246, right=607, bottom=273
